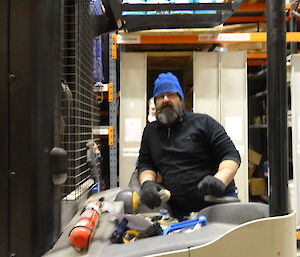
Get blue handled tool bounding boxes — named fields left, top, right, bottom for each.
left=162, top=216, right=207, bottom=235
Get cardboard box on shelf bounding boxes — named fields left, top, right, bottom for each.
left=248, top=162, right=257, bottom=178
left=249, top=178, right=266, bottom=196
left=248, top=149, right=262, bottom=178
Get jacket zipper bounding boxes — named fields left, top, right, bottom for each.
left=167, top=127, right=170, bottom=138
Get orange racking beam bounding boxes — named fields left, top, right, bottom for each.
left=226, top=16, right=300, bottom=23
left=247, top=52, right=266, bottom=66
left=141, top=34, right=198, bottom=44
left=226, top=16, right=266, bottom=23
left=247, top=52, right=267, bottom=59
left=116, top=32, right=300, bottom=45
left=227, top=3, right=300, bottom=23
left=247, top=60, right=266, bottom=66
left=237, top=3, right=266, bottom=12
left=236, top=2, right=300, bottom=12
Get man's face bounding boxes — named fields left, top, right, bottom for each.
left=155, top=92, right=184, bottom=126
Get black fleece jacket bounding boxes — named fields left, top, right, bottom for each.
left=138, top=112, right=241, bottom=212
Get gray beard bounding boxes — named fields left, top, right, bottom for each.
left=156, top=101, right=185, bottom=126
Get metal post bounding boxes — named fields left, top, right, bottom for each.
left=267, top=0, right=289, bottom=216
left=0, top=0, right=10, bottom=256
left=109, top=34, right=118, bottom=188
left=289, top=1, right=298, bottom=54
left=8, top=0, right=61, bottom=256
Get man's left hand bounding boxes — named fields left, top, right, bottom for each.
left=197, top=175, right=226, bottom=197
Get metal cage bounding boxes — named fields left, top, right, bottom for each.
left=60, top=0, right=103, bottom=201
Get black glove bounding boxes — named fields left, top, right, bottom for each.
left=140, top=181, right=162, bottom=209
left=197, top=175, right=226, bottom=197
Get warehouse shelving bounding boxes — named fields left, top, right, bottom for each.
left=106, top=0, right=300, bottom=190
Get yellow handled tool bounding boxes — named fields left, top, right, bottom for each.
left=115, top=188, right=171, bottom=214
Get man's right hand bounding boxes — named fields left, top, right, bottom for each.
left=140, top=181, right=162, bottom=209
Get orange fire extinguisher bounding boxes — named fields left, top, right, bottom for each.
left=69, top=197, right=104, bottom=249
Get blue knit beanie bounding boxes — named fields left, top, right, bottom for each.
left=153, top=72, right=184, bottom=100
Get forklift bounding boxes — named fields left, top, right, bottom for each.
left=0, top=0, right=297, bottom=256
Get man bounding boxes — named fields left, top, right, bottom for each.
left=137, top=72, right=241, bottom=219
left=147, top=97, right=156, bottom=123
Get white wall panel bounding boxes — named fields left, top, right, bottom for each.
left=220, top=52, right=248, bottom=203
left=291, top=54, right=300, bottom=226
left=193, top=52, right=220, bottom=120
left=194, top=52, right=248, bottom=202
left=120, top=52, right=147, bottom=187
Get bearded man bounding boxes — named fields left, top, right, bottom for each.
left=137, top=72, right=241, bottom=220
